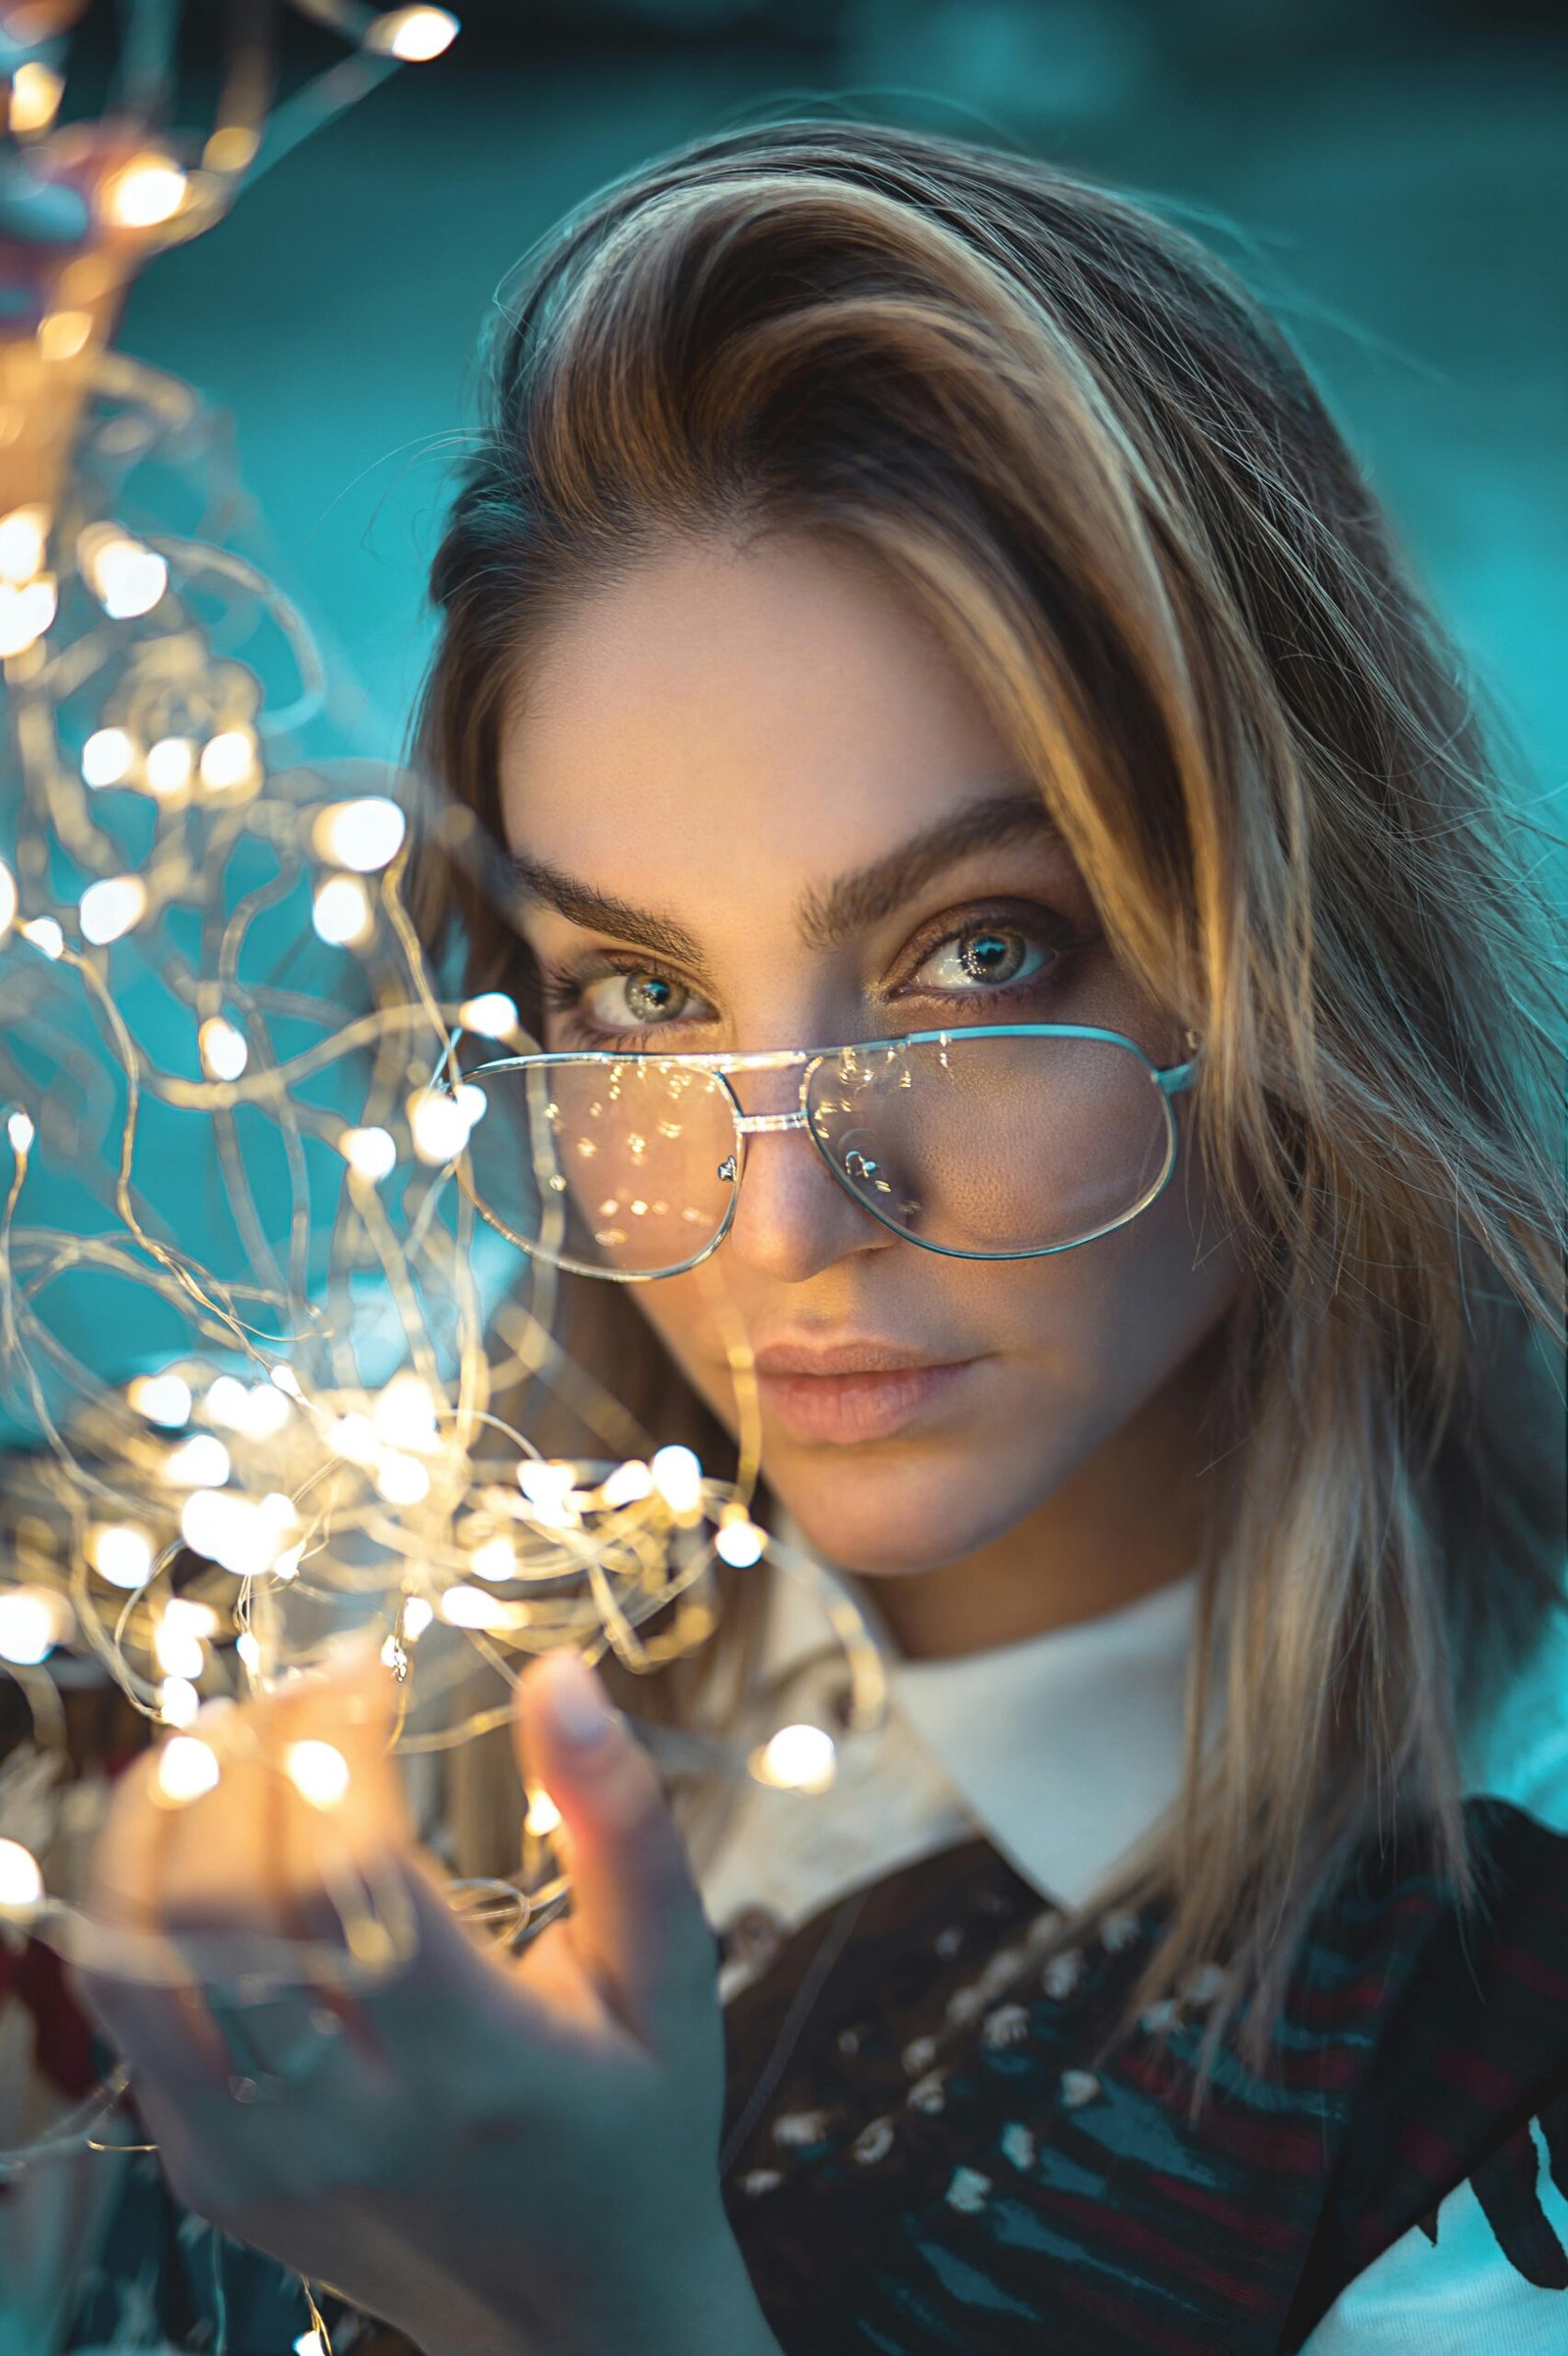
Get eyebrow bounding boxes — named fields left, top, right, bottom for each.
left=503, top=790, right=1061, bottom=967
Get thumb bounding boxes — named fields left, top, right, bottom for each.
left=513, top=1649, right=716, bottom=2052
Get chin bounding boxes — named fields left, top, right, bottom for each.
left=765, top=1442, right=1036, bottom=1580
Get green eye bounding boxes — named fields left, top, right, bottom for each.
left=581, top=970, right=693, bottom=1029
left=917, top=925, right=1046, bottom=992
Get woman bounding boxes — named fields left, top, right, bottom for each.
left=70, top=120, right=1566, bottom=2356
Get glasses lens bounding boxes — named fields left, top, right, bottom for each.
left=806, top=1032, right=1175, bottom=1254
left=462, top=1057, right=738, bottom=1276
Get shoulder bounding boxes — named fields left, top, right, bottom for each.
left=1292, top=1582, right=1568, bottom=2354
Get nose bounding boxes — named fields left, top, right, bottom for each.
left=724, top=1103, right=891, bottom=1284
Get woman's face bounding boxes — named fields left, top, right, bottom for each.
left=497, top=533, right=1248, bottom=1582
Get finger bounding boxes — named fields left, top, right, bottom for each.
left=74, top=1957, right=230, bottom=2098
left=77, top=1643, right=422, bottom=2082
left=512, top=1649, right=716, bottom=2054
left=86, top=1641, right=414, bottom=1944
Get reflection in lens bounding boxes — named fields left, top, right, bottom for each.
left=807, top=1032, right=1174, bottom=1254
left=462, top=1057, right=738, bottom=1276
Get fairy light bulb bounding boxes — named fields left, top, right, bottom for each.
left=516, top=1459, right=579, bottom=1530
left=127, top=1371, right=192, bottom=1427
left=715, top=1517, right=765, bottom=1568
left=0, top=507, right=47, bottom=583
left=408, top=1088, right=471, bottom=1166
left=20, top=916, right=63, bottom=958
left=78, top=528, right=168, bottom=619
left=203, top=1380, right=293, bottom=1440
left=166, top=1434, right=230, bottom=1489
left=0, top=860, right=15, bottom=938
left=186, top=1494, right=280, bottom=1575
left=312, top=872, right=372, bottom=948
left=80, top=727, right=135, bottom=788
left=600, top=1459, right=654, bottom=1508
left=374, top=1450, right=430, bottom=1507
left=235, top=1631, right=261, bottom=1673
left=166, top=1597, right=220, bottom=1637
left=339, top=1125, right=397, bottom=1182
left=460, top=992, right=518, bottom=1041
left=102, top=154, right=188, bottom=230
left=144, top=737, right=193, bottom=798
left=89, top=1524, right=154, bottom=1590
left=440, top=1584, right=506, bottom=1631
left=0, top=1589, right=59, bottom=1666
left=155, top=1598, right=218, bottom=1680
left=295, top=2332, right=326, bottom=2356
left=400, top=1595, right=433, bottom=1640
left=203, top=1375, right=251, bottom=1427
left=470, top=1535, right=517, bottom=1583
left=284, top=1740, right=350, bottom=1810
left=753, top=1723, right=837, bottom=1795
left=368, top=7, right=460, bottom=62
left=158, top=1676, right=201, bottom=1728
left=9, top=63, right=64, bottom=136
left=198, top=1017, right=248, bottom=1082
left=331, top=1413, right=379, bottom=1467
left=78, top=875, right=147, bottom=946
left=312, top=797, right=407, bottom=872
left=373, top=1371, right=439, bottom=1451
left=524, top=1786, right=561, bottom=1838
left=245, top=1388, right=292, bottom=1437
left=651, top=1445, right=704, bottom=1518
left=0, top=1840, right=43, bottom=1916
left=198, top=729, right=257, bottom=791
left=155, top=1735, right=220, bottom=1806
left=7, top=1109, right=33, bottom=1155
left=0, top=576, right=56, bottom=657
left=180, top=1490, right=294, bottom=1579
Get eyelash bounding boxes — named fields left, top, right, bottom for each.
left=536, top=903, right=1092, bottom=1050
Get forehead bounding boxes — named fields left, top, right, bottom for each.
left=495, top=533, right=1022, bottom=900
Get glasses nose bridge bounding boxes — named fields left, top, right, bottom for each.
left=734, top=1105, right=809, bottom=1138
left=709, top=1046, right=812, bottom=1132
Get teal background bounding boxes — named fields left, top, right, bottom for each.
left=114, top=2, right=1568, bottom=818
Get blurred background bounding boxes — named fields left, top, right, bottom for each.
left=65, top=0, right=1563, bottom=820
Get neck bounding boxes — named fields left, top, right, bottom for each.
left=864, top=1326, right=1230, bottom=1662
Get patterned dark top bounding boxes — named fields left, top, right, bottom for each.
left=53, top=1792, right=1568, bottom=2354
left=718, top=1805, right=1568, bottom=2356
left=33, top=1569, right=1568, bottom=2353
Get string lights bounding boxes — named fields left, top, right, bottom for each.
left=0, top=0, right=890, bottom=2220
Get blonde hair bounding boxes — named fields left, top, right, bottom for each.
left=412, top=119, right=1566, bottom=2070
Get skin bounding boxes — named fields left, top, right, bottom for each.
left=499, top=530, right=1251, bottom=1659
left=75, top=529, right=1251, bottom=2354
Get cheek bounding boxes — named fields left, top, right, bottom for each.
left=630, top=1153, right=1245, bottom=1425
left=776, top=1213, right=1247, bottom=1578
left=1044, top=1145, right=1247, bottom=1365
left=613, top=1268, right=739, bottom=1413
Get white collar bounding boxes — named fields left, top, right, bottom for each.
left=760, top=1540, right=1200, bottom=1910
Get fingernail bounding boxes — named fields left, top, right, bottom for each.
left=545, top=1652, right=617, bottom=1749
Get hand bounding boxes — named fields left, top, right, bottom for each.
left=75, top=1642, right=783, bottom=2356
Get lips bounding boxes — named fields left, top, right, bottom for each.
left=753, top=1338, right=960, bottom=1377
left=750, top=1338, right=979, bottom=1444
